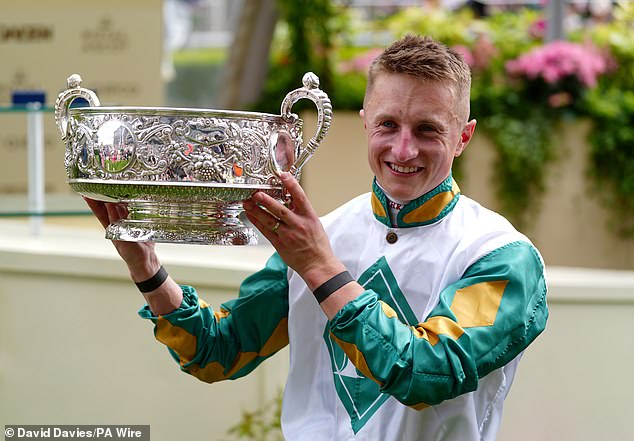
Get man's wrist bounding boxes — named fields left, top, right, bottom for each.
left=301, top=262, right=348, bottom=292
left=313, top=271, right=355, bottom=303
left=135, top=266, right=169, bottom=293
left=127, top=257, right=162, bottom=283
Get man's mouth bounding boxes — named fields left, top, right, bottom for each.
left=388, top=163, right=421, bottom=174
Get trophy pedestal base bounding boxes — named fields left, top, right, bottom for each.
left=104, top=201, right=259, bottom=245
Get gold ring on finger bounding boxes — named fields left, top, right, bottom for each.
left=271, top=220, right=281, bottom=234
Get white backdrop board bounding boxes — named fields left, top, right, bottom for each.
left=0, top=0, right=163, bottom=196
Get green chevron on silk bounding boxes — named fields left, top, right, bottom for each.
left=324, top=257, right=414, bottom=433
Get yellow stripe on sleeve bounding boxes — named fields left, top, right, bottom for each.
left=450, top=280, right=508, bottom=328
left=155, top=316, right=198, bottom=364
left=214, top=308, right=230, bottom=321
left=186, top=318, right=289, bottom=383
left=379, top=301, right=398, bottom=319
left=329, top=332, right=382, bottom=386
left=411, top=316, right=465, bottom=346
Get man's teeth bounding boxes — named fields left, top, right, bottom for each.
left=390, top=164, right=419, bottom=173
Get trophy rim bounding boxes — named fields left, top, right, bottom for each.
left=69, top=106, right=291, bottom=123
left=67, top=178, right=280, bottom=190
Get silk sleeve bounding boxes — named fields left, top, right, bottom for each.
left=327, top=240, right=548, bottom=408
left=138, top=252, right=290, bottom=383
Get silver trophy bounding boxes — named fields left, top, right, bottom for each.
left=55, top=72, right=332, bottom=245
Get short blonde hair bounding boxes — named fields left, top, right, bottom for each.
left=366, top=35, right=472, bottom=122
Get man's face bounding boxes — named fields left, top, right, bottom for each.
left=361, top=72, right=476, bottom=201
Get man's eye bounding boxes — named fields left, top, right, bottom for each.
left=418, top=124, right=437, bottom=133
left=381, top=121, right=396, bottom=128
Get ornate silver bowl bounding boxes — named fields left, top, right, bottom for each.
left=55, top=73, right=331, bottom=245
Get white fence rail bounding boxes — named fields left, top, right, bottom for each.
left=1, top=220, right=632, bottom=440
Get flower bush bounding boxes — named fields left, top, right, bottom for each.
left=262, top=0, right=634, bottom=234
left=583, top=1, right=634, bottom=236
left=507, top=41, right=605, bottom=87
left=471, top=38, right=613, bottom=226
left=504, top=40, right=611, bottom=109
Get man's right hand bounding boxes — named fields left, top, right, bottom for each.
left=83, top=197, right=161, bottom=283
left=83, top=197, right=184, bottom=315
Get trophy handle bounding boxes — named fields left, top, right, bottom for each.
left=55, top=74, right=101, bottom=140
left=279, top=72, right=332, bottom=177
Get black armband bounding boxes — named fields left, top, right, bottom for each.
left=135, top=266, right=168, bottom=293
left=313, top=271, right=354, bottom=304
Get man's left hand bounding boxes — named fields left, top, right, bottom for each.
left=243, top=172, right=345, bottom=290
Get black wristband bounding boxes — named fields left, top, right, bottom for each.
left=135, top=266, right=168, bottom=293
left=313, top=271, right=354, bottom=304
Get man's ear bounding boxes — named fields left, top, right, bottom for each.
left=456, top=119, right=477, bottom=157
left=359, top=109, right=366, bottom=129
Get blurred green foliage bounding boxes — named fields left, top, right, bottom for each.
left=584, top=2, right=634, bottom=236
left=172, top=1, right=634, bottom=236
left=262, top=1, right=634, bottom=234
left=223, top=391, right=284, bottom=441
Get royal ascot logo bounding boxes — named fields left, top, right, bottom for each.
left=323, top=257, right=419, bottom=433
left=81, top=17, right=129, bottom=53
left=0, top=24, right=53, bottom=43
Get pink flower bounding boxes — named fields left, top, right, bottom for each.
left=528, top=18, right=546, bottom=39
left=542, top=65, right=562, bottom=84
left=505, top=41, right=610, bottom=89
left=339, top=48, right=383, bottom=75
left=452, top=45, right=475, bottom=67
left=471, top=35, right=499, bottom=71
left=548, top=92, right=572, bottom=107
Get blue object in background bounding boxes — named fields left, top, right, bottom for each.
left=11, top=90, right=46, bottom=106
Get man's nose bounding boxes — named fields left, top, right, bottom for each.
left=392, top=129, right=417, bottom=162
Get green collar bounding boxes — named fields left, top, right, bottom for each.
left=371, top=175, right=460, bottom=228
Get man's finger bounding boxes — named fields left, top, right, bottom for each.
left=244, top=195, right=283, bottom=226
left=114, top=203, right=129, bottom=221
left=83, top=197, right=111, bottom=229
left=279, top=172, right=309, bottom=214
left=105, top=202, right=124, bottom=224
left=248, top=191, right=290, bottom=224
left=244, top=210, right=280, bottom=246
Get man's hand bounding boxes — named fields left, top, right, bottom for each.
left=243, top=172, right=346, bottom=290
left=83, top=197, right=183, bottom=315
left=243, top=172, right=364, bottom=318
left=83, top=197, right=160, bottom=282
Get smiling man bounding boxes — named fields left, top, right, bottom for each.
left=85, top=35, right=548, bottom=441
left=363, top=78, right=475, bottom=204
